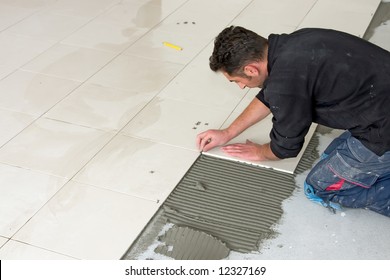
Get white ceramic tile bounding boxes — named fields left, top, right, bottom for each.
left=21, top=44, right=117, bottom=82
left=0, top=70, right=80, bottom=116
left=0, top=118, right=114, bottom=178
left=298, top=0, right=381, bottom=37
left=204, top=113, right=317, bottom=174
left=0, top=3, right=36, bottom=32
left=6, top=11, right=89, bottom=41
left=121, top=97, right=232, bottom=150
left=323, top=0, right=381, bottom=13
left=233, top=88, right=259, bottom=114
left=1, top=0, right=57, bottom=10
left=123, top=27, right=206, bottom=65
left=46, top=0, right=119, bottom=19
left=0, top=32, right=55, bottom=69
left=154, top=0, right=252, bottom=39
left=0, top=66, right=15, bottom=81
left=45, top=83, right=155, bottom=131
left=0, top=108, right=35, bottom=147
left=89, top=54, right=184, bottom=93
left=233, top=0, right=316, bottom=29
left=62, top=20, right=146, bottom=53
left=157, top=44, right=246, bottom=111
left=123, top=0, right=253, bottom=63
left=231, top=20, right=296, bottom=38
left=242, top=0, right=316, bottom=17
left=13, top=181, right=160, bottom=259
left=75, top=134, right=199, bottom=202
left=0, top=240, right=76, bottom=259
left=96, top=0, right=187, bottom=28
left=0, top=236, right=8, bottom=248
left=0, top=163, right=68, bottom=237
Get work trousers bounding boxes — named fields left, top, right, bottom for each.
left=306, top=131, right=390, bottom=217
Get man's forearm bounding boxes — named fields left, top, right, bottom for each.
left=225, top=98, right=271, bottom=138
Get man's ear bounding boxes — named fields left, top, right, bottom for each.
left=243, top=64, right=259, bottom=77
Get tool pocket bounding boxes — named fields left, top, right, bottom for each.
left=326, top=152, right=380, bottom=189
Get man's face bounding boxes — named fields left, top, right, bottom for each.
left=222, top=63, right=268, bottom=89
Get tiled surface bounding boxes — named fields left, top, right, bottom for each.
left=124, top=0, right=253, bottom=64
left=75, top=135, right=199, bottom=202
left=0, top=108, right=35, bottom=147
left=121, top=97, right=232, bottom=150
left=0, top=163, right=67, bottom=237
left=0, top=240, right=76, bottom=260
left=95, top=0, right=188, bottom=27
left=0, top=65, right=15, bottom=80
left=12, top=181, right=160, bottom=259
left=0, top=0, right=382, bottom=259
left=0, top=70, right=80, bottom=116
left=231, top=0, right=316, bottom=35
left=0, top=3, right=36, bottom=32
left=62, top=20, right=146, bottom=54
left=44, top=82, right=155, bottom=132
left=21, top=44, right=117, bottom=82
left=6, top=11, right=89, bottom=41
left=45, top=0, right=120, bottom=19
left=0, top=236, right=8, bottom=248
left=151, top=0, right=253, bottom=42
left=88, top=54, right=184, bottom=93
left=0, top=118, right=114, bottom=178
left=0, top=31, right=55, bottom=69
left=61, top=0, right=190, bottom=53
left=156, top=44, right=246, bottom=111
left=298, top=0, right=381, bottom=37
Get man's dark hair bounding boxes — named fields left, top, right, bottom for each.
left=209, top=26, right=268, bottom=76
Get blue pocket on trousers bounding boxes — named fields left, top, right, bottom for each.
left=327, top=152, right=380, bottom=189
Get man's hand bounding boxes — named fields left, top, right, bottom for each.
left=196, top=98, right=271, bottom=153
left=221, top=140, right=279, bottom=161
left=196, top=129, right=232, bottom=152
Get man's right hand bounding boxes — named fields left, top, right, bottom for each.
left=196, top=129, right=232, bottom=152
left=196, top=98, right=271, bottom=153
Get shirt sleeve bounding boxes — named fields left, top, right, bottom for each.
left=258, top=71, right=313, bottom=159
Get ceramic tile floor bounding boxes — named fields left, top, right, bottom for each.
left=0, top=0, right=382, bottom=259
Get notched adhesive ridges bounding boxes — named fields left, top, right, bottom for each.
left=123, top=132, right=325, bottom=259
left=155, top=155, right=296, bottom=257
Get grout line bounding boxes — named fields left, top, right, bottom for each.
left=0, top=4, right=49, bottom=33
left=226, top=0, right=256, bottom=27
left=71, top=178, right=162, bottom=204
left=295, top=0, right=320, bottom=30
left=3, top=239, right=80, bottom=260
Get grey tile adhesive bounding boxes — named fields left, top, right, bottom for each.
left=155, top=226, right=230, bottom=260
left=124, top=134, right=319, bottom=260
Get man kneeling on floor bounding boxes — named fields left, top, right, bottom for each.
left=197, top=26, right=390, bottom=217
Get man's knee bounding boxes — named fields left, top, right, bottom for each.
left=305, top=157, right=341, bottom=191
